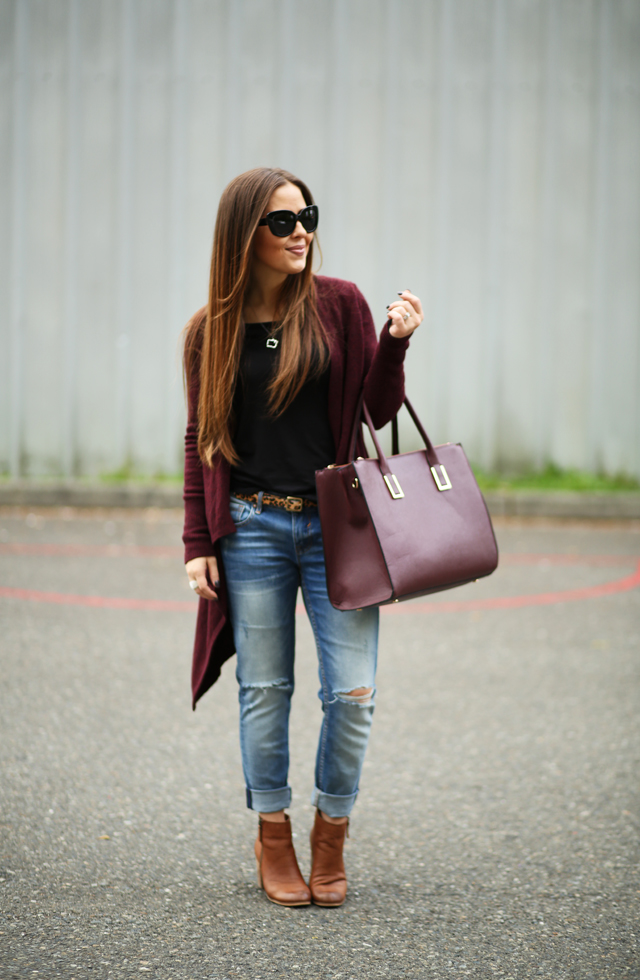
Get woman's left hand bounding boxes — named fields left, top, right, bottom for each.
left=387, top=289, right=424, bottom=338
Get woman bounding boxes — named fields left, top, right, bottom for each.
left=182, top=167, right=422, bottom=907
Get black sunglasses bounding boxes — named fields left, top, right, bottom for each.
left=258, top=204, right=319, bottom=237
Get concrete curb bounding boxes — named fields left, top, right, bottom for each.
left=482, top=490, right=640, bottom=520
left=1, top=481, right=640, bottom=520
left=0, top=481, right=184, bottom=509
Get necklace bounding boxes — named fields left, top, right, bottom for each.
left=244, top=306, right=279, bottom=349
left=259, top=322, right=278, bottom=350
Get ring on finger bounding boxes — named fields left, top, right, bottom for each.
left=189, top=579, right=198, bottom=591
left=402, top=310, right=410, bottom=322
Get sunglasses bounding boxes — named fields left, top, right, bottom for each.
left=258, top=204, right=319, bottom=237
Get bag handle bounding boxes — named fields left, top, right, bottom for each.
left=362, top=397, right=440, bottom=467
left=348, top=392, right=441, bottom=468
left=391, top=415, right=399, bottom=457
left=347, top=389, right=366, bottom=462
left=348, top=394, right=451, bottom=497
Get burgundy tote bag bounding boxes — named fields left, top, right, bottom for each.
left=315, top=396, right=499, bottom=610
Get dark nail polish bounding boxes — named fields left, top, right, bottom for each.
left=385, top=305, right=390, bottom=309
left=397, top=291, right=404, bottom=296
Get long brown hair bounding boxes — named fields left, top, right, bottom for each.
left=183, top=167, right=328, bottom=468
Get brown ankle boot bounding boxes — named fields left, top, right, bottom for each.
left=254, top=816, right=311, bottom=907
left=308, top=810, right=348, bottom=907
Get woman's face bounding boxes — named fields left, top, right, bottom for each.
left=251, top=182, right=313, bottom=279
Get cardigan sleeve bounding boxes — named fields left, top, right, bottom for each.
left=182, top=352, right=216, bottom=564
left=350, top=285, right=410, bottom=429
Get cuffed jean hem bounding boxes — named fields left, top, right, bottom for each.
left=311, top=786, right=358, bottom=819
left=246, top=785, right=292, bottom=812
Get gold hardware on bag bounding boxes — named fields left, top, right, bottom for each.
left=431, top=464, right=452, bottom=491
left=352, top=477, right=359, bottom=489
left=384, top=474, right=404, bottom=499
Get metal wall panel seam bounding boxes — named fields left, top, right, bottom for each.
left=379, top=0, right=401, bottom=326
left=480, top=0, right=507, bottom=470
left=587, top=0, right=613, bottom=473
left=430, top=0, right=455, bottom=442
left=224, top=0, right=242, bottom=184
left=327, top=0, right=349, bottom=275
left=114, top=0, right=136, bottom=470
left=534, top=0, right=560, bottom=469
left=10, top=0, right=29, bottom=478
left=62, top=0, right=81, bottom=477
left=165, top=0, right=189, bottom=475
left=277, top=0, right=295, bottom=171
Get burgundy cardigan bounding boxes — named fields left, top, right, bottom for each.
left=183, top=275, right=410, bottom=707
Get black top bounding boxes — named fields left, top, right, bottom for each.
left=230, top=322, right=335, bottom=500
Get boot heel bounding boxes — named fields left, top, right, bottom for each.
left=309, top=811, right=348, bottom=907
left=254, top=816, right=311, bottom=907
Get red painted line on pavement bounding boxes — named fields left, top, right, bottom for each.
left=383, top=558, right=640, bottom=614
left=1, top=558, right=639, bottom=614
left=0, top=543, right=631, bottom=565
left=0, top=587, right=194, bottom=611
left=499, top=553, right=631, bottom=567
left=0, top=542, right=181, bottom=558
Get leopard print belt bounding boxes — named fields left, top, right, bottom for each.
left=232, top=491, right=317, bottom=513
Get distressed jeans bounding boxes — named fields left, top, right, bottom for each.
left=219, top=494, right=379, bottom=818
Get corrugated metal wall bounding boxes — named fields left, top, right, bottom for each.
left=1, top=0, right=639, bottom=479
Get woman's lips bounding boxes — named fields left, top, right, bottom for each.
left=287, top=245, right=306, bottom=256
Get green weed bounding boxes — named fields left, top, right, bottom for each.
left=472, top=463, right=640, bottom=493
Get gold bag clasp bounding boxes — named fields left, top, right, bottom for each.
left=431, top=464, right=452, bottom=491
left=384, top=474, right=404, bottom=499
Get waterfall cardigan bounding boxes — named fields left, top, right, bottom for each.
left=183, top=275, right=410, bottom=708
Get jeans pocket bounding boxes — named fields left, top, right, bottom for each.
left=229, top=495, right=255, bottom=527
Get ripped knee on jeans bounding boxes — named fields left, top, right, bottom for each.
left=239, top=678, right=293, bottom=693
left=336, top=686, right=374, bottom=705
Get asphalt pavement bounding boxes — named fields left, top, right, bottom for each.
left=1, top=507, right=639, bottom=980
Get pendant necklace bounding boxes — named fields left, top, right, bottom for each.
left=244, top=305, right=279, bottom=348
left=263, top=322, right=278, bottom=349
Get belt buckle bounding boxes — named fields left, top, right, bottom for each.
left=285, top=496, right=303, bottom=512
